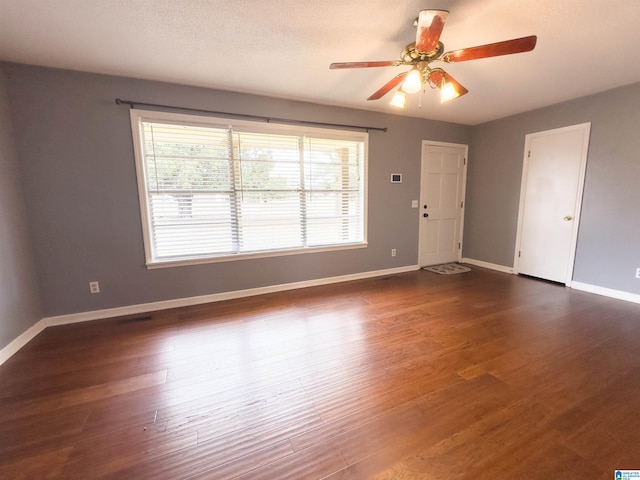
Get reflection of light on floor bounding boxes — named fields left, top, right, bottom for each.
left=155, top=304, right=370, bottom=429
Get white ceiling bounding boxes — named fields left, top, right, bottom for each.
left=1, top=0, right=640, bottom=125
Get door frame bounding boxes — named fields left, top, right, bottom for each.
left=513, top=122, right=591, bottom=285
left=418, top=140, right=469, bottom=267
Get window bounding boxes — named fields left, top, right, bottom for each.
left=130, top=109, right=367, bottom=267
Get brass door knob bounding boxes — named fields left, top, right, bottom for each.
left=564, top=216, right=573, bottom=221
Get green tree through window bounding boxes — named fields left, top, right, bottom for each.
left=132, top=110, right=366, bottom=265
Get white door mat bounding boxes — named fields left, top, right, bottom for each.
left=422, top=263, right=471, bottom=275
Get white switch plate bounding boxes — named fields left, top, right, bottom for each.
left=89, top=281, right=100, bottom=293
left=411, top=200, right=418, bottom=208
left=636, top=268, right=640, bottom=279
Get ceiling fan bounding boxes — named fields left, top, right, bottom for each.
left=329, top=9, right=537, bottom=107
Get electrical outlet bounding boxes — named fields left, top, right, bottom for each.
left=391, top=248, right=397, bottom=257
left=636, top=268, right=640, bottom=279
left=89, top=281, right=100, bottom=294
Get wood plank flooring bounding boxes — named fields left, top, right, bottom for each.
left=1, top=267, right=640, bottom=479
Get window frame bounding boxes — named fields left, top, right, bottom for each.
left=129, top=109, right=368, bottom=268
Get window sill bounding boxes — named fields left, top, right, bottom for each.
left=145, top=242, right=368, bottom=269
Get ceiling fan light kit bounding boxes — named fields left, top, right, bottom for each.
left=439, top=79, right=459, bottom=103
left=402, top=68, right=423, bottom=94
left=330, top=9, right=537, bottom=108
left=389, top=90, right=407, bottom=108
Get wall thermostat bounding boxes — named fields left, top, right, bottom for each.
left=390, top=174, right=402, bottom=183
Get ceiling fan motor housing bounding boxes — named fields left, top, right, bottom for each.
left=401, top=41, right=444, bottom=65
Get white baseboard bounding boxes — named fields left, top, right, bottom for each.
left=0, top=319, right=46, bottom=366
left=460, top=257, right=515, bottom=274
left=462, top=260, right=640, bottom=305
left=43, top=264, right=420, bottom=327
left=3, top=265, right=637, bottom=366
left=0, top=265, right=418, bottom=364
left=570, top=281, right=640, bottom=305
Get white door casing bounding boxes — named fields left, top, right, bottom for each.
left=419, top=141, right=467, bottom=267
left=514, top=123, right=591, bottom=284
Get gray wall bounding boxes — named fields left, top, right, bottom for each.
left=466, top=82, right=640, bottom=294
left=5, top=59, right=637, bottom=335
left=3, top=62, right=471, bottom=317
left=0, top=69, right=43, bottom=349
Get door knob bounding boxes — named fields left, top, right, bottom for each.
left=423, top=213, right=429, bottom=218
left=563, top=216, right=573, bottom=221
left=423, top=205, right=428, bottom=209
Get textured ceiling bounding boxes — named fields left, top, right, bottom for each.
left=1, top=0, right=640, bottom=125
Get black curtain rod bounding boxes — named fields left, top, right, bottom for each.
left=115, top=98, right=387, bottom=133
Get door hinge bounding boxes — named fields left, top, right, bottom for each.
left=460, top=200, right=464, bottom=208
left=458, top=243, right=461, bottom=249
left=528, top=150, right=531, bottom=158
left=518, top=251, right=521, bottom=257
left=463, top=157, right=466, bottom=165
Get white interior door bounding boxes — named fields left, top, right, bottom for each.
left=515, top=123, right=591, bottom=284
left=419, top=142, right=467, bottom=267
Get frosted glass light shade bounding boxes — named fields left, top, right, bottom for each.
left=390, top=90, right=406, bottom=108
left=440, top=80, right=460, bottom=103
left=402, top=69, right=423, bottom=94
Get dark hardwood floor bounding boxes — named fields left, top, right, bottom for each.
left=1, top=267, right=639, bottom=479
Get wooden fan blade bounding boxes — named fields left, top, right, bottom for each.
left=429, top=70, right=469, bottom=101
left=330, top=61, right=398, bottom=69
left=442, top=35, right=537, bottom=63
left=415, top=9, right=449, bottom=53
left=367, top=72, right=408, bottom=100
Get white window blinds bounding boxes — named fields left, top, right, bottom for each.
left=130, top=110, right=367, bottom=266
